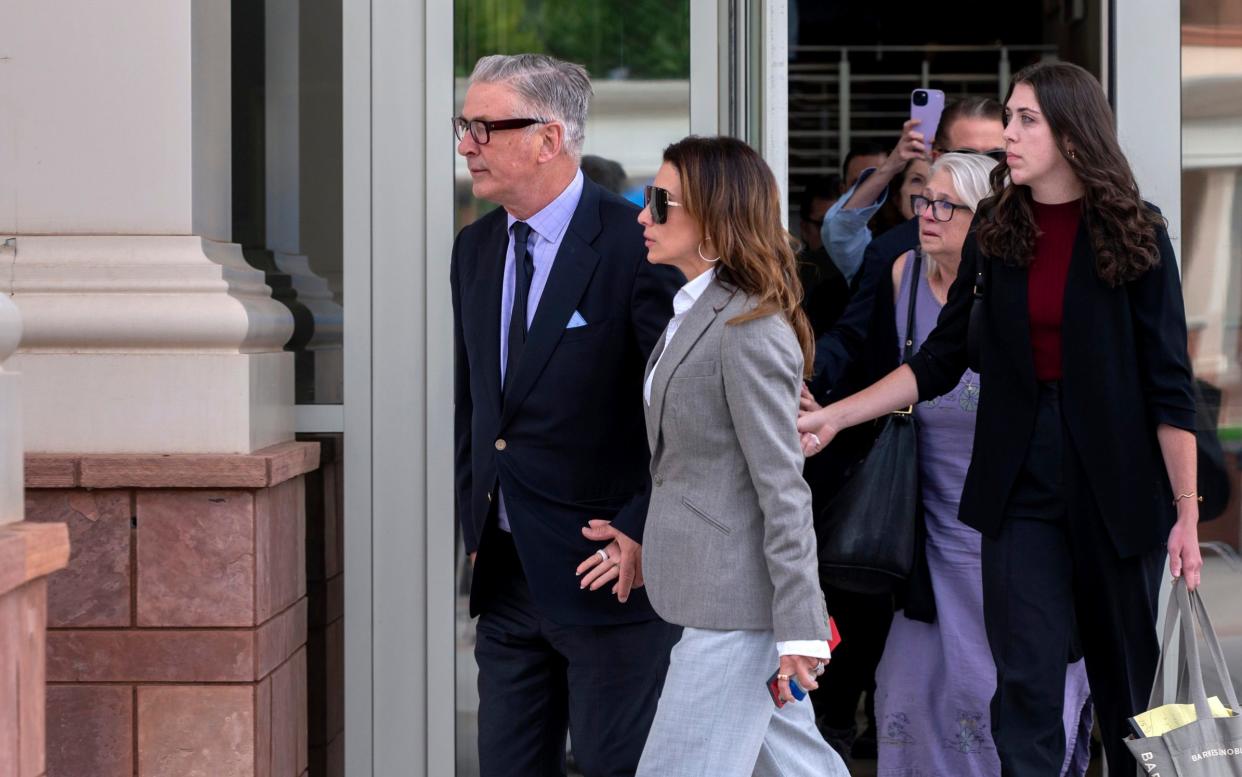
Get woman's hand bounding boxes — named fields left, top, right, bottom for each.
left=1167, top=508, right=1203, bottom=591
left=797, top=404, right=840, bottom=457
left=776, top=654, right=826, bottom=703
left=576, top=520, right=644, bottom=602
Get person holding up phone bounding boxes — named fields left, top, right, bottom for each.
left=614, top=135, right=847, bottom=777
left=819, top=89, right=943, bottom=284
left=798, top=62, right=1201, bottom=776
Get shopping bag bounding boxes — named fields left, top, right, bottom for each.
left=1126, top=580, right=1242, bottom=775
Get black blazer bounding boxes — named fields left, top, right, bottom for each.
left=809, top=217, right=920, bottom=398
left=907, top=211, right=1196, bottom=559
left=451, top=177, right=681, bottom=625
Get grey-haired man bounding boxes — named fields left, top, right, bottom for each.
left=451, top=54, right=682, bottom=776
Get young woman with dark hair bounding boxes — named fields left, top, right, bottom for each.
left=797, top=61, right=1200, bottom=775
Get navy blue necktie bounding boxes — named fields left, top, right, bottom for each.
left=505, top=221, right=535, bottom=392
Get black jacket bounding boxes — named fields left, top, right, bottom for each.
left=810, top=217, right=920, bottom=398
left=907, top=212, right=1196, bottom=558
left=451, top=177, right=681, bottom=624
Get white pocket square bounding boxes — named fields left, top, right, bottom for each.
left=567, top=311, right=588, bottom=329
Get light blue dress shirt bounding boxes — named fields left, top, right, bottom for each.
left=496, top=169, right=585, bottom=532
left=819, top=167, right=888, bottom=284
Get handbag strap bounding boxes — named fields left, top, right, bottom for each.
left=1148, top=580, right=1186, bottom=709
left=1188, top=586, right=1242, bottom=712
left=1176, top=581, right=1216, bottom=721
left=903, top=251, right=924, bottom=360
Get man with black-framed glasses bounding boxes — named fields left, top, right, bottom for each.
left=451, top=53, right=681, bottom=777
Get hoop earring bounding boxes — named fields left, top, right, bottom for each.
left=697, top=240, right=720, bottom=263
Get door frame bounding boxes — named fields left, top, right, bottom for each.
left=343, top=1, right=725, bottom=773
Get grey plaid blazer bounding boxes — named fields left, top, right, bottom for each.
left=641, top=278, right=829, bottom=643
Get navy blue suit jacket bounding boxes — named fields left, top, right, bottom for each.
left=451, top=177, right=681, bottom=625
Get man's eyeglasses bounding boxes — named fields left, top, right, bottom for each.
left=945, top=147, right=1007, bottom=163
left=911, top=195, right=970, bottom=222
left=644, top=185, right=683, bottom=224
left=452, top=116, right=547, bottom=145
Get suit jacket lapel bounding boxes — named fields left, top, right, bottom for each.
left=478, top=217, right=508, bottom=417
left=646, top=280, right=733, bottom=448
left=644, top=329, right=669, bottom=451
left=499, top=180, right=604, bottom=427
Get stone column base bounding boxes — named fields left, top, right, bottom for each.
left=28, top=442, right=318, bottom=777
left=0, top=522, right=71, bottom=777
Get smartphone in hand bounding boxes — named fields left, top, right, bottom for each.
left=765, top=617, right=843, bottom=709
left=911, top=88, right=946, bottom=155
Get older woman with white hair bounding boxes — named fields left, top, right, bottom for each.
left=803, top=153, right=1092, bottom=776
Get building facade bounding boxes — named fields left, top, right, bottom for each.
left=1, top=0, right=1239, bottom=775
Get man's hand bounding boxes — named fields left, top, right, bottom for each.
left=883, top=118, right=929, bottom=172
left=576, top=519, right=644, bottom=603
left=469, top=552, right=476, bottom=566
left=776, top=654, right=827, bottom=703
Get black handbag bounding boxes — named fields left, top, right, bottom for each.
left=815, top=253, right=922, bottom=594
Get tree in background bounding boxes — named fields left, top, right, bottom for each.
left=455, top=0, right=691, bottom=80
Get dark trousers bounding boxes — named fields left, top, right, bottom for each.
left=474, top=529, right=680, bottom=777
left=982, top=382, right=1164, bottom=776
left=808, top=585, right=892, bottom=736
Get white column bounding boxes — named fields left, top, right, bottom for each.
left=1113, top=0, right=1182, bottom=259
left=0, top=242, right=23, bottom=525
left=1, top=0, right=295, bottom=453
left=268, top=0, right=344, bottom=402
left=1183, top=169, right=1238, bottom=381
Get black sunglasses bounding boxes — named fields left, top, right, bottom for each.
left=643, top=185, right=683, bottom=225
left=911, top=194, right=970, bottom=222
left=452, top=116, right=547, bottom=145
left=945, top=147, right=1007, bottom=163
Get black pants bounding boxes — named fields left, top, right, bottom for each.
left=474, top=529, right=680, bottom=777
left=808, top=585, right=892, bottom=736
left=982, top=382, right=1165, bottom=776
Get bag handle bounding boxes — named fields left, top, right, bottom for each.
left=902, top=251, right=923, bottom=361
left=1148, top=580, right=1187, bottom=710
left=1175, top=581, right=1215, bottom=722
left=890, top=251, right=924, bottom=418
left=1146, top=580, right=1239, bottom=720
left=1188, top=585, right=1241, bottom=713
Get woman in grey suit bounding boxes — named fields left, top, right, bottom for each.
left=581, top=136, right=847, bottom=777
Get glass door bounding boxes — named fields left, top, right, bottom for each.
left=344, top=0, right=724, bottom=774
left=450, top=3, right=697, bottom=773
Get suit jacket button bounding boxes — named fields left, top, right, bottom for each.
left=495, top=439, right=507, bottom=451
left=654, top=475, right=664, bottom=487
left=486, top=491, right=493, bottom=502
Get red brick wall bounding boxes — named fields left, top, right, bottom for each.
left=28, top=443, right=317, bottom=777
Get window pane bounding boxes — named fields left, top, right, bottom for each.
left=1181, top=1, right=1242, bottom=543
left=452, top=2, right=691, bottom=772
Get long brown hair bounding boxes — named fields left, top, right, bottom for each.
left=662, top=136, right=814, bottom=377
left=976, top=61, right=1164, bottom=286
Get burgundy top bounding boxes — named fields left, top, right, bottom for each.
left=1027, top=199, right=1082, bottom=381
